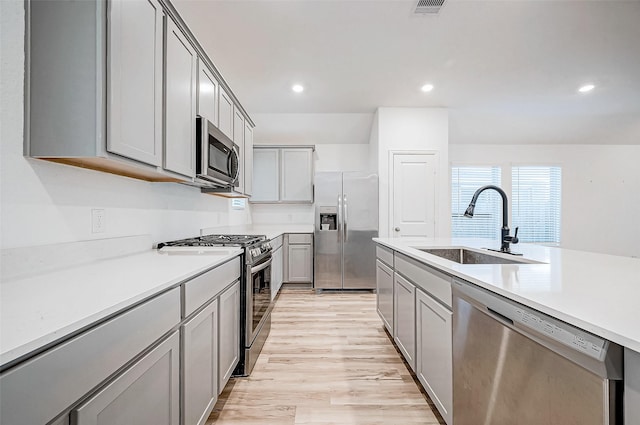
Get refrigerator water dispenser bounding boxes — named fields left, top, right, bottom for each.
left=318, top=207, right=337, bottom=231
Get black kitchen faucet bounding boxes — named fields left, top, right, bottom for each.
left=464, top=185, right=521, bottom=255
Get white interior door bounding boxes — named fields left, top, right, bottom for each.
left=391, top=153, right=436, bottom=238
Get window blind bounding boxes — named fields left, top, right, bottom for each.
left=451, top=167, right=502, bottom=239
left=512, top=166, right=561, bottom=243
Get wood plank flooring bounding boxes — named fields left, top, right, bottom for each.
left=206, top=289, right=445, bottom=425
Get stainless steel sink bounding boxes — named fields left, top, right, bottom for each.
left=417, top=248, right=540, bottom=265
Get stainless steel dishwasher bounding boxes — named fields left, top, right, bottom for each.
left=452, top=279, right=623, bottom=425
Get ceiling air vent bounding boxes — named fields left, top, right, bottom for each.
left=414, top=0, right=446, bottom=14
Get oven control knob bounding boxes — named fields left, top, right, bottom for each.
left=252, top=248, right=261, bottom=257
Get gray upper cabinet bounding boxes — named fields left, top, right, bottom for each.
left=197, top=61, right=218, bottom=126
left=244, top=123, right=254, bottom=197
left=233, top=108, right=245, bottom=194
left=281, top=148, right=314, bottom=202
left=218, top=87, right=234, bottom=140
left=251, top=146, right=314, bottom=203
left=26, top=0, right=254, bottom=186
left=107, top=0, right=163, bottom=167
left=164, top=17, right=197, bottom=178
left=252, top=148, right=280, bottom=202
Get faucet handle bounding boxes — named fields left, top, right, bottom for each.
left=511, top=227, right=519, bottom=244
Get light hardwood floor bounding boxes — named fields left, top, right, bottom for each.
left=206, top=289, right=445, bottom=425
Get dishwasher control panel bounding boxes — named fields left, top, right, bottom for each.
left=513, top=307, right=606, bottom=360
left=453, top=279, right=609, bottom=362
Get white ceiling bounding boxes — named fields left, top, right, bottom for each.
left=174, top=0, right=640, bottom=144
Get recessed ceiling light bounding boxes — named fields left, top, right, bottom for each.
left=578, top=84, right=595, bottom=93
left=421, top=84, right=434, bottom=93
left=292, top=84, right=304, bottom=93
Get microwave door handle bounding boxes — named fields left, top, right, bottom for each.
left=251, top=258, right=272, bottom=274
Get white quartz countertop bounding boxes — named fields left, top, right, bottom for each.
left=202, top=224, right=314, bottom=240
left=0, top=248, right=242, bottom=367
left=374, top=238, right=640, bottom=352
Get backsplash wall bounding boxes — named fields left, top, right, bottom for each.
left=0, top=2, right=250, bottom=250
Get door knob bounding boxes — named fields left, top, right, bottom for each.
left=394, top=227, right=400, bottom=232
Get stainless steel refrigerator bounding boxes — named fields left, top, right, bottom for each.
left=314, top=172, right=379, bottom=289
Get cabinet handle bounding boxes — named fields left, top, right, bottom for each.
left=394, top=227, right=400, bottom=232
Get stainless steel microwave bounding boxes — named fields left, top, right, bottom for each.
left=196, top=116, right=239, bottom=186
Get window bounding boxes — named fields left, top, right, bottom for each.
left=512, top=166, right=561, bottom=244
left=451, top=166, right=502, bottom=239
left=231, top=198, right=246, bottom=210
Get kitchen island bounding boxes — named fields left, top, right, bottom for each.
left=374, top=237, right=640, bottom=425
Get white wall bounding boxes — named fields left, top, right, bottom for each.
left=376, top=108, right=450, bottom=238
left=368, top=110, right=379, bottom=172
left=450, top=144, right=640, bottom=258
left=0, top=1, right=249, bottom=250
left=251, top=113, right=373, bottom=145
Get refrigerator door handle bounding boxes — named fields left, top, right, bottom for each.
left=343, top=194, right=348, bottom=241
left=337, top=194, right=342, bottom=242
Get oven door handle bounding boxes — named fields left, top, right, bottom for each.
left=250, top=258, right=272, bottom=274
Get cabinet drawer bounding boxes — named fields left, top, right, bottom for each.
left=183, top=257, right=241, bottom=318
left=395, top=253, right=452, bottom=308
left=288, top=233, right=312, bottom=244
left=0, top=288, right=180, bottom=425
left=271, top=235, right=284, bottom=250
left=376, top=245, right=393, bottom=267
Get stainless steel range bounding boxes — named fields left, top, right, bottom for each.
left=158, top=234, right=273, bottom=376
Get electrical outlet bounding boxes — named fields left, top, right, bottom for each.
left=92, top=209, right=106, bottom=233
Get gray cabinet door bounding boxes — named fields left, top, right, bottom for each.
left=281, top=148, right=313, bottom=202
left=72, top=331, right=180, bottom=425
left=181, top=300, right=218, bottom=425
left=164, top=17, right=197, bottom=177
left=376, top=259, right=394, bottom=334
left=393, top=273, right=416, bottom=371
left=287, top=244, right=312, bottom=282
left=416, top=289, right=453, bottom=425
left=271, top=246, right=283, bottom=300
left=107, top=0, right=163, bottom=166
left=197, top=61, right=218, bottom=126
left=233, top=108, right=245, bottom=193
left=244, top=124, right=254, bottom=197
left=252, top=148, right=280, bottom=202
left=218, top=87, right=234, bottom=140
left=218, top=281, right=240, bottom=393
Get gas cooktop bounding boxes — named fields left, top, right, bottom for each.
left=157, top=234, right=266, bottom=249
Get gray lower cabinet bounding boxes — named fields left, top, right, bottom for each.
left=181, top=300, right=218, bottom=425
left=393, top=273, right=416, bottom=371
left=71, top=331, right=180, bottom=425
left=416, top=289, right=453, bottom=425
left=286, top=234, right=313, bottom=283
left=272, top=245, right=284, bottom=300
left=376, top=259, right=394, bottom=335
left=287, top=244, right=312, bottom=282
left=218, top=281, right=240, bottom=393
left=0, top=288, right=180, bottom=425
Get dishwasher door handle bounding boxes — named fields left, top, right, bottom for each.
left=487, top=307, right=514, bottom=326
